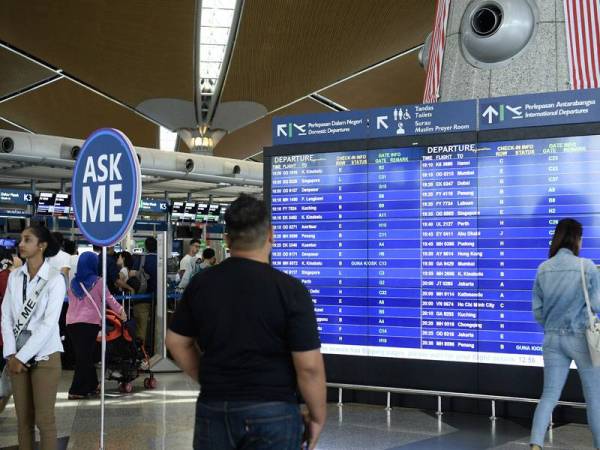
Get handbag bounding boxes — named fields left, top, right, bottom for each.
left=80, top=282, right=104, bottom=320
left=0, top=273, right=51, bottom=398
left=580, top=258, right=600, bottom=366
left=80, top=282, right=123, bottom=342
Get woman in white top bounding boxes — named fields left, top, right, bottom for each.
left=1, top=225, right=65, bottom=450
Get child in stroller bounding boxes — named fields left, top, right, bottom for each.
left=99, top=309, right=157, bottom=393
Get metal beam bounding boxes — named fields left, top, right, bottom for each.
left=0, top=154, right=262, bottom=187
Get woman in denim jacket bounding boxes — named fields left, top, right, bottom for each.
left=530, top=218, right=600, bottom=449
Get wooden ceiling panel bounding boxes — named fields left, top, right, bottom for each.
left=0, top=48, right=55, bottom=99
left=0, top=0, right=195, bottom=106
left=222, top=0, right=435, bottom=111
left=214, top=98, right=330, bottom=160
left=320, top=51, right=426, bottom=110
left=0, top=79, right=158, bottom=147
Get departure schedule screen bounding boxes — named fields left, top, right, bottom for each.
left=270, top=135, right=600, bottom=367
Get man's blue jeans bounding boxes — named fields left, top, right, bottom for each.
left=193, top=400, right=304, bottom=450
left=531, top=332, right=600, bottom=448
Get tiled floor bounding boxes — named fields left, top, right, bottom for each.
left=0, top=371, right=596, bottom=449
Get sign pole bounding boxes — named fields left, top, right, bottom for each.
left=100, top=246, right=107, bottom=450
left=70, top=128, right=141, bottom=449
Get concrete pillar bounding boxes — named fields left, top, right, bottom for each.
left=440, top=0, right=569, bottom=101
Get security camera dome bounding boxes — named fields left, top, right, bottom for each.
left=461, top=0, right=538, bottom=67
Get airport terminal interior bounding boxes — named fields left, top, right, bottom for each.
left=2, top=0, right=600, bottom=449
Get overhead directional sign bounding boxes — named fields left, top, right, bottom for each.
left=479, top=88, right=600, bottom=130
left=368, top=99, right=477, bottom=138
left=272, top=88, right=600, bottom=144
left=71, top=128, right=141, bottom=247
left=272, top=100, right=476, bottom=145
left=272, top=110, right=369, bottom=145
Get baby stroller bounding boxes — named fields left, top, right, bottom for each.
left=98, top=309, right=157, bottom=393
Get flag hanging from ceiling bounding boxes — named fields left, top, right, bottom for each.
left=423, top=0, right=451, bottom=103
left=564, top=0, right=600, bottom=89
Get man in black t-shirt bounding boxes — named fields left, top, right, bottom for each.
left=167, top=194, right=326, bottom=450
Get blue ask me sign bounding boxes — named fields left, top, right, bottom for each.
left=71, top=129, right=141, bottom=246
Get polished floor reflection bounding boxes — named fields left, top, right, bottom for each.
left=0, top=372, right=596, bottom=449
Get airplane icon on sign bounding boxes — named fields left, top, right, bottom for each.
left=506, top=105, right=522, bottom=118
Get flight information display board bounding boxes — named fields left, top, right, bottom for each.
left=53, top=193, right=72, bottom=217
left=36, top=192, right=56, bottom=215
left=270, top=134, right=600, bottom=367
left=37, top=193, right=73, bottom=217
left=171, top=201, right=185, bottom=221
left=196, top=203, right=210, bottom=222
left=171, top=201, right=196, bottom=223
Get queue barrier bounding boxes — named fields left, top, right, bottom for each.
left=112, top=293, right=154, bottom=302
left=64, top=292, right=183, bottom=303
left=329, top=382, right=585, bottom=424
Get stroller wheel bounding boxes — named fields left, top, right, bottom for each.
left=119, top=382, right=133, bottom=394
left=144, top=377, right=158, bottom=389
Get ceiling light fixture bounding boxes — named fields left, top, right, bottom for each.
left=198, top=0, right=238, bottom=122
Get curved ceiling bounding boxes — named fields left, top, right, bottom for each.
left=0, top=0, right=196, bottom=107
left=0, top=0, right=434, bottom=164
left=0, top=78, right=159, bottom=147
left=221, top=0, right=433, bottom=112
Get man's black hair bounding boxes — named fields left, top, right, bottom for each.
left=145, top=236, right=158, bottom=253
left=0, top=247, right=13, bottom=262
left=202, top=247, right=216, bottom=259
left=63, top=239, right=77, bottom=255
left=51, top=231, right=64, bottom=247
left=190, top=239, right=201, bottom=246
left=224, top=194, right=270, bottom=250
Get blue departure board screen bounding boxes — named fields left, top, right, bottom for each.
left=269, top=134, right=600, bottom=367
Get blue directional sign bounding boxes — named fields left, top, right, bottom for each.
left=272, top=110, right=369, bottom=145
left=368, top=99, right=477, bottom=138
left=479, top=88, right=600, bottom=130
left=71, top=129, right=141, bottom=246
left=272, top=88, right=600, bottom=144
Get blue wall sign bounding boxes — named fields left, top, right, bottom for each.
left=0, top=189, right=33, bottom=206
left=133, top=220, right=167, bottom=232
left=0, top=208, right=30, bottom=217
left=140, top=198, right=168, bottom=214
left=71, top=129, right=141, bottom=246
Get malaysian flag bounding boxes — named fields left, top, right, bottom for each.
left=564, top=0, right=600, bottom=89
left=423, top=0, right=451, bottom=103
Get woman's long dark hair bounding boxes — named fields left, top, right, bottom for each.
left=26, top=225, right=60, bottom=258
left=549, top=218, right=583, bottom=258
